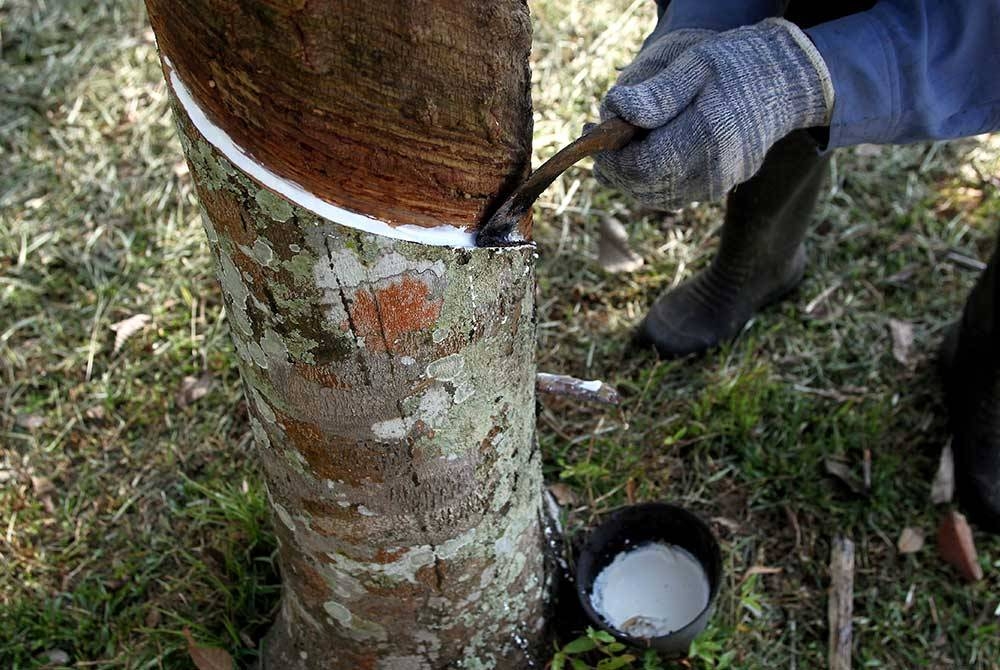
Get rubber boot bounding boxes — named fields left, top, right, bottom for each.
left=637, top=130, right=831, bottom=357
left=940, top=238, right=1000, bottom=533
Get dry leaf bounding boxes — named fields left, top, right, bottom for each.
left=625, top=477, right=637, bottom=505
left=937, top=510, right=983, bottom=582
left=930, top=442, right=955, bottom=505
left=104, top=578, right=126, bottom=591
left=16, top=414, right=44, bottom=430
left=184, top=628, right=233, bottom=670
left=597, top=217, right=643, bottom=274
left=824, top=458, right=866, bottom=495
left=888, top=318, right=914, bottom=365
left=38, top=649, right=70, bottom=665
left=31, top=475, right=56, bottom=497
left=854, top=143, right=884, bottom=157
left=177, top=374, right=214, bottom=407
left=144, top=606, right=161, bottom=629
left=897, top=527, right=925, bottom=554
left=884, top=264, right=917, bottom=286
left=32, top=475, right=57, bottom=514
left=110, top=314, right=151, bottom=354
left=547, top=483, right=578, bottom=507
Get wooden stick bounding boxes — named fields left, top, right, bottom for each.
left=828, top=536, right=855, bottom=670
left=476, top=118, right=640, bottom=246
left=862, top=448, right=872, bottom=493
left=536, top=372, right=621, bottom=405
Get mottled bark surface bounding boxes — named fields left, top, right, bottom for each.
left=146, top=0, right=533, bottom=232
left=148, top=0, right=547, bottom=667
left=186, top=130, right=544, bottom=667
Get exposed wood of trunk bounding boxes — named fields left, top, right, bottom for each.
left=145, top=1, right=547, bottom=668
left=146, top=0, right=533, bottom=234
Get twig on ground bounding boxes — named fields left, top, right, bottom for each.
left=804, top=279, right=843, bottom=315
left=536, top=372, right=621, bottom=405
left=945, top=249, right=987, bottom=271
left=792, top=384, right=866, bottom=403
left=790, top=617, right=798, bottom=670
left=741, top=565, right=783, bottom=583
left=862, top=449, right=872, bottom=493
left=828, top=535, right=855, bottom=670
left=785, top=505, right=802, bottom=552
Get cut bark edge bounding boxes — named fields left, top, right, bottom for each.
left=164, top=57, right=537, bottom=250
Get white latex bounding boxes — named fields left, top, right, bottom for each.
left=165, top=58, right=480, bottom=248
left=591, top=543, right=709, bottom=638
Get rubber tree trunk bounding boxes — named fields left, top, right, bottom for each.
left=144, top=1, right=547, bottom=668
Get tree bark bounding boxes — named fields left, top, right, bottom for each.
left=145, top=1, right=547, bottom=668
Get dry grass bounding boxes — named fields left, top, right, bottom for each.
left=2, top=0, right=999, bottom=668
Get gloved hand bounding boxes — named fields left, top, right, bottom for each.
left=615, top=28, right=714, bottom=88
left=594, top=18, right=834, bottom=210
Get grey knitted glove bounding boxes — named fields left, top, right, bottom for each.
left=616, top=28, right=714, bottom=87
left=593, top=18, right=834, bottom=210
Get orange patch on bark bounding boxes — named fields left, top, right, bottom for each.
left=278, top=416, right=328, bottom=470
left=348, top=277, right=442, bottom=351
left=363, top=580, right=426, bottom=600
left=293, top=362, right=350, bottom=389
left=276, top=409, right=384, bottom=485
left=480, top=424, right=503, bottom=454
left=372, top=546, right=410, bottom=564
left=415, top=562, right=446, bottom=590
left=195, top=182, right=256, bottom=249
left=285, top=554, right=331, bottom=607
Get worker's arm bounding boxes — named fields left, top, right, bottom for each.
left=806, top=0, right=1000, bottom=147
left=653, top=0, right=785, bottom=31
left=614, top=0, right=787, bottom=117
left=594, top=0, right=1000, bottom=210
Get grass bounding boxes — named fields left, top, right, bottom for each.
left=2, top=0, right=999, bottom=667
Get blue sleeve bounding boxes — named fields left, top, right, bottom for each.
left=659, top=0, right=785, bottom=31
left=806, top=0, right=1000, bottom=148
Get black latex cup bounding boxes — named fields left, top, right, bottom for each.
left=575, top=502, right=723, bottom=657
